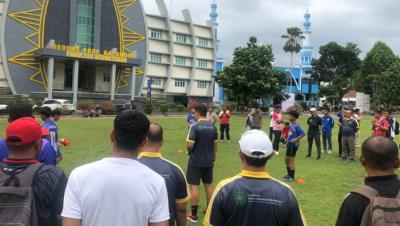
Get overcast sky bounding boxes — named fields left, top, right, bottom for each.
left=142, top=0, right=400, bottom=66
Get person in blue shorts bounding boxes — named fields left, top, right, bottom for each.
left=284, top=111, right=305, bottom=182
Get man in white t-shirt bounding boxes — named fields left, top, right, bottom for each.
left=62, top=110, right=170, bottom=226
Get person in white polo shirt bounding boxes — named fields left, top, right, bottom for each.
left=62, top=110, right=170, bottom=226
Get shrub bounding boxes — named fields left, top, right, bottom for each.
left=287, top=104, right=303, bottom=114
left=144, top=100, right=153, bottom=115
left=160, top=104, right=169, bottom=115
left=176, top=104, right=185, bottom=112
left=100, top=101, right=117, bottom=115
left=55, top=108, right=74, bottom=115
left=18, top=95, right=34, bottom=105
left=77, top=100, right=95, bottom=110
left=168, top=103, right=177, bottom=110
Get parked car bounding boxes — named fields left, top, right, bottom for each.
left=0, top=104, right=7, bottom=114
left=34, top=99, right=76, bottom=112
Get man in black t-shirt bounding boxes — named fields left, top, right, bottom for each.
left=139, top=124, right=190, bottom=226
left=186, top=104, right=218, bottom=222
left=204, top=130, right=305, bottom=226
left=336, top=136, right=400, bottom=226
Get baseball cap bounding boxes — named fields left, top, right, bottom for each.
left=6, top=117, right=44, bottom=146
left=239, top=130, right=273, bottom=158
left=310, top=108, right=317, bottom=112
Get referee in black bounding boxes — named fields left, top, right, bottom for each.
left=186, top=104, right=218, bottom=223
left=204, top=130, right=306, bottom=226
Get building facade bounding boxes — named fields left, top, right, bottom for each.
left=0, top=0, right=216, bottom=104
left=276, top=9, right=319, bottom=108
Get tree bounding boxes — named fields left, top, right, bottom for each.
left=354, top=41, right=397, bottom=95
left=216, top=37, right=288, bottom=107
left=281, top=27, right=305, bottom=91
left=311, top=42, right=361, bottom=104
left=371, top=59, right=400, bottom=106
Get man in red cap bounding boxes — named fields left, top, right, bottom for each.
left=0, top=103, right=58, bottom=165
left=0, top=117, right=67, bottom=226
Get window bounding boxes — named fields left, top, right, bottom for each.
left=150, top=53, right=162, bottom=63
left=198, top=38, right=209, bottom=47
left=175, top=79, right=186, bottom=87
left=76, top=0, right=95, bottom=48
left=175, top=56, right=186, bottom=66
left=198, top=59, right=208, bottom=68
left=103, top=72, right=110, bottom=82
left=151, top=78, right=162, bottom=87
left=150, top=29, right=163, bottom=39
left=176, top=33, right=187, bottom=43
left=197, top=81, right=208, bottom=89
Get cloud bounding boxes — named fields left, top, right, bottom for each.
left=142, top=0, right=400, bottom=66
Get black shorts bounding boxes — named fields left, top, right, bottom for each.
left=286, top=143, right=299, bottom=157
left=187, top=166, right=213, bottom=185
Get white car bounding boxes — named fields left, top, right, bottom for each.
left=41, top=99, right=75, bottom=111
left=0, top=104, right=7, bottom=112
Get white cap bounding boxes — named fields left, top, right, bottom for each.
left=239, top=130, right=273, bottom=158
left=310, top=107, right=317, bottom=112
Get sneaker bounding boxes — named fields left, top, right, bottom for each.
left=186, top=214, right=199, bottom=223
left=287, top=177, right=295, bottom=182
left=283, top=175, right=290, bottom=180
left=306, top=155, right=311, bottom=159
left=316, top=156, right=321, bottom=160
left=327, top=150, right=332, bottom=154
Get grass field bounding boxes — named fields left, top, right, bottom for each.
left=0, top=114, right=398, bottom=226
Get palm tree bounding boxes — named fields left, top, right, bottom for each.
left=281, top=27, right=305, bottom=92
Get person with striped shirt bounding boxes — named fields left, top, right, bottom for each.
left=139, top=124, right=191, bottom=226
left=204, top=130, right=306, bottom=226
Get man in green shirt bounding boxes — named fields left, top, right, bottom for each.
left=306, top=108, right=322, bottom=160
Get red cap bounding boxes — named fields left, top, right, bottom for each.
left=41, top=128, right=50, bottom=137
left=6, top=117, right=43, bottom=146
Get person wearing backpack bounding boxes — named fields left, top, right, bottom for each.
left=336, top=136, right=400, bottom=226
left=383, top=109, right=399, bottom=139
left=0, top=117, right=67, bottom=226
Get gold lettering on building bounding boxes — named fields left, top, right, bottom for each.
left=51, top=44, right=136, bottom=63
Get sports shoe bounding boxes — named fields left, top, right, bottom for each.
left=327, top=150, right=332, bottom=154
left=186, top=214, right=199, bottom=223
left=287, top=177, right=295, bottom=182
left=306, top=155, right=311, bottom=159
left=283, top=175, right=291, bottom=180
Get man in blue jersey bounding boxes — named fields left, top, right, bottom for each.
left=283, top=111, right=305, bottom=182
left=204, top=129, right=305, bottom=226
left=40, top=107, right=63, bottom=163
left=0, top=104, right=57, bottom=165
left=139, top=124, right=191, bottom=226
left=322, top=109, right=334, bottom=154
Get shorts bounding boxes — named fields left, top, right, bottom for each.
left=187, top=166, right=213, bottom=185
left=286, top=143, right=299, bottom=157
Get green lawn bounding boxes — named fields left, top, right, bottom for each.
left=0, top=114, right=398, bottom=226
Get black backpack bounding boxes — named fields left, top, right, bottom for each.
left=0, top=163, right=43, bottom=226
left=395, top=120, right=400, bottom=135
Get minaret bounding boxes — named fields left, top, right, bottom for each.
left=210, top=0, right=225, bottom=103
left=210, top=0, right=218, bottom=27
left=300, top=9, right=313, bottom=67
